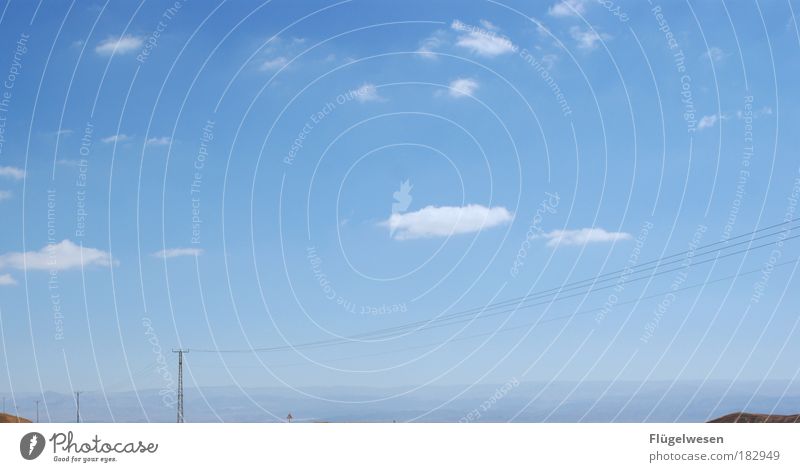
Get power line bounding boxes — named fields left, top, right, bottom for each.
left=265, top=256, right=800, bottom=368
left=190, top=227, right=800, bottom=354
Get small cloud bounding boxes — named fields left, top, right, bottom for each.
left=542, top=228, right=631, bottom=247
left=56, top=129, right=73, bottom=137
left=549, top=0, right=589, bottom=18
left=736, top=106, right=773, bottom=120
left=0, top=274, right=16, bottom=286
left=260, top=56, right=289, bottom=71
left=0, top=240, right=115, bottom=271
left=257, top=35, right=306, bottom=71
left=533, top=17, right=553, bottom=37
left=704, top=46, right=726, bottom=63
left=152, top=247, right=204, bottom=259
left=145, top=136, right=172, bottom=146
left=381, top=204, right=513, bottom=240
left=56, top=159, right=80, bottom=167
left=569, top=26, right=610, bottom=51
left=0, top=166, right=25, bottom=180
left=417, top=31, right=446, bottom=59
left=479, top=19, right=499, bottom=31
left=352, top=83, right=384, bottom=103
left=0, top=190, right=12, bottom=201
left=101, top=134, right=131, bottom=144
left=392, top=180, right=414, bottom=215
left=446, top=78, right=479, bottom=98
left=541, top=54, right=558, bottom=70
left=95, top=35, right=143, bottom=56
left=697, top=114, right=718, bottom=130
left=451, top=19, right=515, bottom=57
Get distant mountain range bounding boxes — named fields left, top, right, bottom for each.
left=2, top=380, right=798, bottom=423
left=708, top=412, right=800, bottom=423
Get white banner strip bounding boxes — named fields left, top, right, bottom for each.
left=1, top=423, right=797, bottom=471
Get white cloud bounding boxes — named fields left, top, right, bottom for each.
left=260, top=56, right=289, bottom=71
left=56, top=129, right=73, bottom=137
left=569, top=26, right=611, bottom=51
left=549, top=0, right=589, bottom=18
left=352, top=83, right=384, bottom=103
left=0, top=166, right=25, bottom=180
left=145, top=136, right=171, bottom=146
left=152, top=247, right=204, bottom=259
left=0, top=274, right=16, bottom=286
left=704, top=46, right=726, bottom=63
left=479, top=19, right=499, bottom=31
left=738, top=106, right=773, bottom=119
left=0, top=190, right=12, bottom=201
left=417, top=31, right=446, bottom=59
left=381, top=204, right=513, bottom=240
left=697, top=114, right=718, bottom=130
left=56, top=159, right=80, bottom=167
left=0, top=240, right=115, bottom=271
left=95, top=35, right=144, bottom=56
left=451, top=19, right=515, bottom=57
left=447, top=78, right=479, bottom=98
left=101, top=134, right=131, bottom=144
left=541, top=228, right=631, bottom=247
left=541, top=54, right=558, bottom=70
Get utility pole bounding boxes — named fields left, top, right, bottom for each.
left=75, top=391, right=81, bottom=423
left=35, top=400, right=39, bottom=423
left=173, top=349, right=189, bottom=423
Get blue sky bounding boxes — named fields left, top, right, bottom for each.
left=0, top=0, right=799, bottom=415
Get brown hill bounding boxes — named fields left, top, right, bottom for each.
left=709, top=412, right=800, bottom=423
left=0, top=412, right=32, bottom=423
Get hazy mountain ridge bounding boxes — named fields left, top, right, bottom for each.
left=3, top=380, right=799, bottom=423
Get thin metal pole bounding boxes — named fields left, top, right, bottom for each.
left=75, top=391, right=81, bottom=423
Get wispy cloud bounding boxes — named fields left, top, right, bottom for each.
left=737, top=106, right=773, bottom=119
left=0, top=190, right=12, bottom=201
left=260, top=56, right=289, bottom=71
left=704, top=46, right=727, bottom=63
left=145, top=136, right=172, bottom=146
left=541, top=228, right=631, bottom=247
left=381, top=204, right=513, bottom=240
left=257, top=35, right=305, bottom=72
left=479, top=19, right=499, bottom=31
left=352, top=83, right=384, bottom=103
left=549, top=0, right=590, bottom=18
left=569, top=26, right=610, bottom=51
left=101, top=134, right=131, bottom=144
left=152, top=247, right=204, bottom=259
left=697, top=114, right=719, bottom=130
left=451, top=19, right=515, bottom=57
left=417, top=31, right=446, bottom=59
left=0, top=166, right=25, bottom=180
left=0, top=240, right=115, bottom=271
left=95, top=35, right=143, bottom=56
left=447, top=78, right=479, bottom=98
left=0, top=274, right=16, bottom=286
